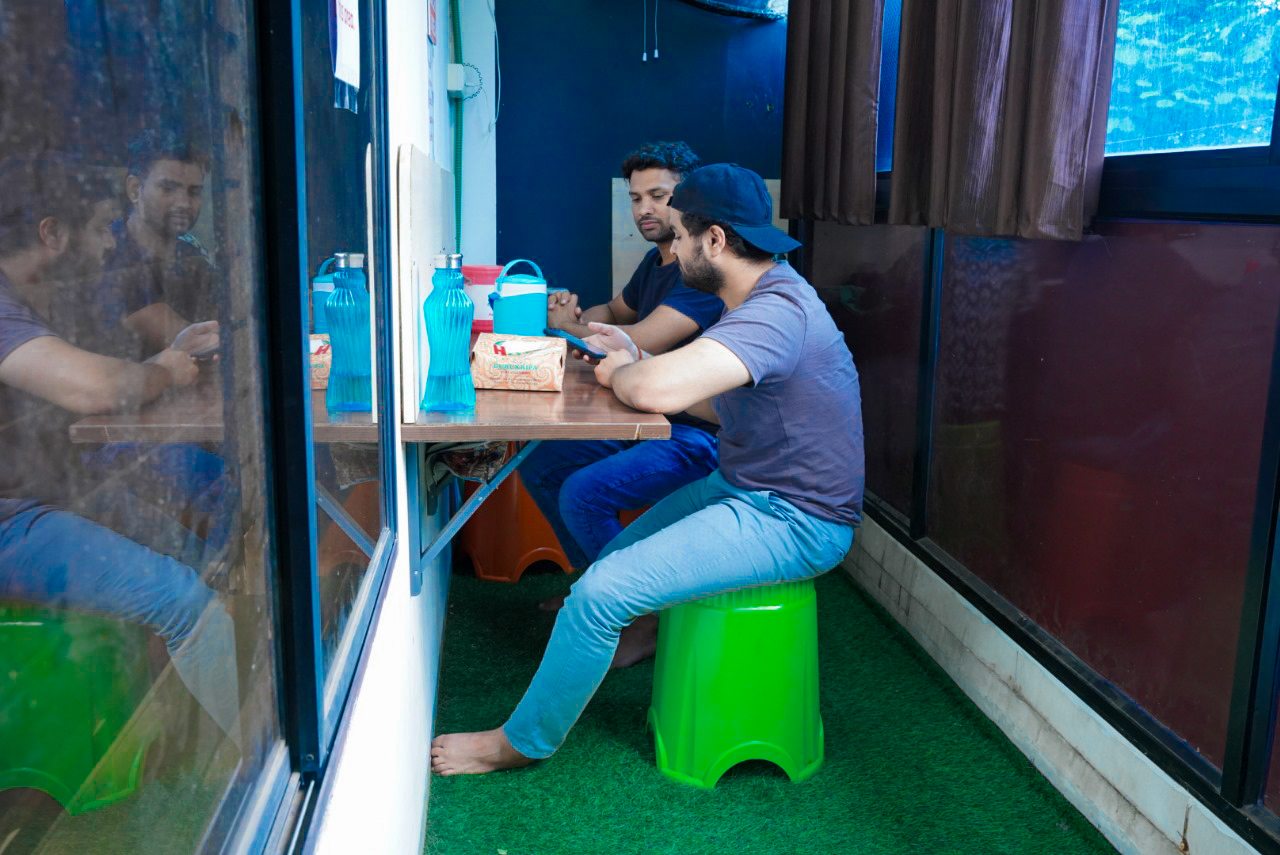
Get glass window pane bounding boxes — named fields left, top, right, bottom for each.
left=876, top=0, right=903, bottom=173
left=299, top=0, right=387, bottom=686
left=930, top=224, right=1280, bottom=768
left=1106, top=1, right=1280, bottom=156
left=809, top=223, right=925, bottom=516
left=0, top=0, right=282, bottom=850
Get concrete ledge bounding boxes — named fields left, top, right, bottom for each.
left=844, top=518, right=1257, bottom=855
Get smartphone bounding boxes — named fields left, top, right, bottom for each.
left=544, top=328, right=607, bottom=360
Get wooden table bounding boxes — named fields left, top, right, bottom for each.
left=70, top=357, right=669, bottom=444
left=69, top=355, right=670, bottom=589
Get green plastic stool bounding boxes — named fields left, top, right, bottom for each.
left=647, top=578, right=822, bottom=788
left=0, top=602, right=151, bottom=813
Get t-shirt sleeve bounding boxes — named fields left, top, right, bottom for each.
left=0, top=289, right=56, bottom=366
left=703, top=288, right=806, bottom=385
left=660, top=281, right=724, bottom=331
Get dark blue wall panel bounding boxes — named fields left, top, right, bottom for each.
left=495, top=0, right=786, bottom=307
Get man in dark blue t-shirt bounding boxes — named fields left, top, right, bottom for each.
left=522, top=143, right=723, bottom=649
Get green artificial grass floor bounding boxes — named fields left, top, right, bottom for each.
left=426, top=567, right=1118, bottom=855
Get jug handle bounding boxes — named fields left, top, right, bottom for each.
left=317, top=257, right=335, bottom=277
left=498, top=258, right=544, bottom=281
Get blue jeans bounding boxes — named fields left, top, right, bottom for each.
left=0, top=503, right=240, bottom=739
left=502, top=470, right=854, bottom=759
left=81, top=442, right=234, bottom=557
left=519, top=424, right=719, bottom=569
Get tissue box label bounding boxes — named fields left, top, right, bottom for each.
left=470, top=333, right=565, bottom=392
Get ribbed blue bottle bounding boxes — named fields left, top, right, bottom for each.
left=325, top=252, right=373, bottom=412
left=421, top=252, right=475, bottom=411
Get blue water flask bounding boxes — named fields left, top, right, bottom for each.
left=311, top=257, right=336, bottom=334
left=325, top=252, right=373, bottom=412
left=421, top=252, right=475, bottom=412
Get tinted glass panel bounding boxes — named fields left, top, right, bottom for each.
left=809, top=222, right=925, bottom=516
left=0, top=0, right=282, bottom=850
left=1106, top=0, right=1280, bottom=155
left=931, top=223, right=1280, bottom=767
left=299, top=0, right=387, bottom=690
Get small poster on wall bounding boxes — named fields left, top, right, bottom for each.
left=330, top=0, right=360, bottom=112
left=428, top=0, right=438, bottom=45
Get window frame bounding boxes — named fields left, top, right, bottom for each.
left=243, top=0, right=398, bottom=848
left=844, top=6, right=1280, bottom=853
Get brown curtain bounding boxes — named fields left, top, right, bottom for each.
left=889, top=0, right=1117, bottom=240
left=781, top=0, right=885, bottom=225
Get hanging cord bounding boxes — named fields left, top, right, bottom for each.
left=490, top=0, right=500, bottom=126
left=642, top=0, right=648, bottom=61
left=654, top=0, right=659, bottom=58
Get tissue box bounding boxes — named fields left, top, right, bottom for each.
left=309, top=334, right=331, bottom=390
left=470, top=333, right=565, bottom=392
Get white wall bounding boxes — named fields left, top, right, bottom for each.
left=307, top=1, right=495, bottom=852
left=459, top=0, right=498, bottom=264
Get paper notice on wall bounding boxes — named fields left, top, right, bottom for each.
left=334, top=0, right=360, bottom=89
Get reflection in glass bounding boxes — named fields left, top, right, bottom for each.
left=299, top=0, right=385, bottom=682
left=0, top=1, right=281, bottom=851
left=809, top=223, right=925, bottom=516
left=931, top=223, right=1280, bottom=768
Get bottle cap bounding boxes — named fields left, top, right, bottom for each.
left=348, top=253, right=366, bottom=268
left=334, top=252, right=350, bottom=268
left=443, top=253, right=463, bottom=269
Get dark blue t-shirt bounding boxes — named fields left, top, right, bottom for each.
left=620, top=248, right=723, bottom=346
left=703, top=263, right=865, bottom=526
left=53, top=220, right=217, bottom=360
left=105, top=220, right=216, bottom=319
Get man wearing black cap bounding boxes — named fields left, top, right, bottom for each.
left=432, top=164, right=864, bottom=776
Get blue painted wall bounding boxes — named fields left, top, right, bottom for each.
left=495, top=0, right=787, bottom=307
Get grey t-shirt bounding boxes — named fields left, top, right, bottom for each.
left=0, top=270, right=72, bottom=523
left=703, top=263, right=865, bottom=525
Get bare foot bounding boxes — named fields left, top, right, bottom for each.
left=611, top=613, right=658, bottom=668
left=431, top=728, right=534, bottom=776
left=538, top=593, right=567, bottom=612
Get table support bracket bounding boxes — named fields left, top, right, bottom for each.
left=420, top=440, right=542, bottom=568
left=315, top=483, right=376, bottom=559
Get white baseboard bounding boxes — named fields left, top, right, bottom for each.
left=844, top=518, right=1259, bottom=855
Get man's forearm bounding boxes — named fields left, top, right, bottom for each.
left=114, top=360, right=176, bottom=409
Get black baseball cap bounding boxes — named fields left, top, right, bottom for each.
left=669, top=163, right=801, bottom=254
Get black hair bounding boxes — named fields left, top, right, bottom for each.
left=678, top=210, right=775, bottom=263
left=126, top=128, right=209, bottom=180
left=621, top=141, right=702, bottom=181
left=0, top=154, right=117, bottom=256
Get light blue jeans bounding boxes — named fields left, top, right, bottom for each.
left=502, top=469, right=854, bottom=759
left=0, top=502, right=240, bottom=739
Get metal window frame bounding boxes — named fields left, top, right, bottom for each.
left=236, top=0, right=400, bottom=849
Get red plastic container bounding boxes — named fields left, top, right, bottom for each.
left=461, top=264, right=504, bottom=332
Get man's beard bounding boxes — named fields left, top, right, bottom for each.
left=641, top=222, right=674, bottom=244
left=679, top=245, right=724, bottom=295
left=49, top=239, right=104, bottom=285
